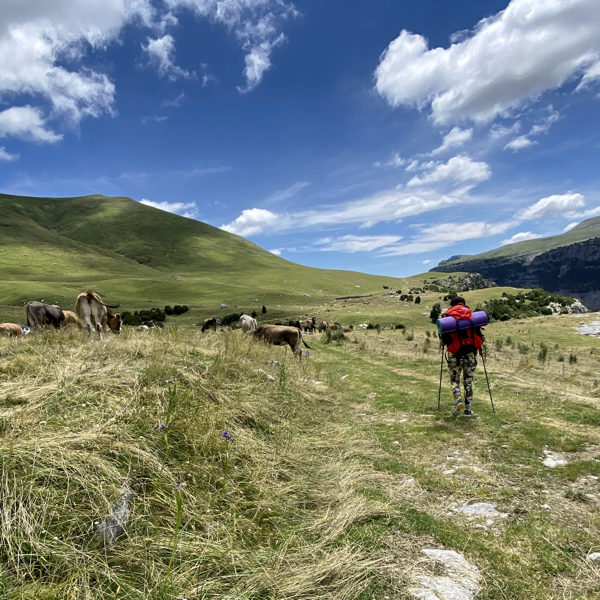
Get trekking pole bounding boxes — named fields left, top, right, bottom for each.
left=480, top=348, right=495, bottom=414
left=437, top=344, right=444, bottom=411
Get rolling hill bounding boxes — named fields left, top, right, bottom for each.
left=0, top=193, right=409, bottom=317
left=431, top=216, right=600, bottom=310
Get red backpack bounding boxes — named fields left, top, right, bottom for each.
left=442, top=305, right=484, bottom=355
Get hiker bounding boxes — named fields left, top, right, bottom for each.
left=439, top=296, right=485, bottom=416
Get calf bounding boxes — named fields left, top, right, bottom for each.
left=0, top=323, right=23, bottom=337
left=201, top=317, right=217, bottom=332
left=253, top=325, right=312, bottom=359
left=62, top=310, right=84, bottom=329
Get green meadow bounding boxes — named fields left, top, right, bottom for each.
left=1, top=285, right=599, bottom=599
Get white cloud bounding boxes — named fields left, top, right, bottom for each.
left=161, top=91, right=186, bottom=109
left=0, top=1, right=150, bottom=135
left=431, top=127, right=473, bottom=155
left=379, top=220, right=514, bottom=256
left=166, top=0, right=298, bottom=91
left=407, top=155, right=491, bottom=187
left=0, top=146, right=19, bottom=161
left=564, top=222, right=578, bottom=232
left=268, top=248, right=283, bottom=256
left=140, top=198, right=198, bottom=219
left=516, top=192, right=585, bottom=220
left=222, top=208, right=281, bottom=236
left=374, top=152, right=405, bottom=168
left=504, top=135, right=536, bottom=151
left=422, top=259, right=432, bottom=265
left=576, top=59, right=600, bottom=89
left=316, top=235, right=402, bottom=253
left=265, top=181, right=310, bottom=204
left=490, top=122, right=521, bottom=139
left=142, top=34, right=192, bottom=80
left=565, top=205, right=600, bottom=220
left=0, top=106, right=62, bottom=143
left=501, top=231, right=543, bottom=245
left=375, top=0, right=600, bottom=124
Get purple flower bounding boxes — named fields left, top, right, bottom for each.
left=304, top=350, right=310, bottom=358
left=165, top=377, right=179, bottom=385
left=221, top=431, right=234, bottom=442
left=157, top=423, right=167, bottom=432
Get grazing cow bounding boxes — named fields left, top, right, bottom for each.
left=25, top=301, right=65, bottom=330
left=298, top=317, right=317, bottom=333
left=328, top=323, right=339, bottom=331
left=318, top=320, right=328, bottom=332
left=201, top=317, right=217, bottom=332
left=62, top=310, right=84, bottom=329
left=238, top=314, right=258, bottom=333
left=253, top=325, right=312, bottom=359
left=75, top=290, right=121, bottom=337
left=0, top=323, right=23, bottom=337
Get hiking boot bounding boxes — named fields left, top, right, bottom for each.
left=452, top=401, right=464, bottom=416
left=463, top=409, right=474, bottom=417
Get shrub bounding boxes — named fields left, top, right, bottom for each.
left=518, top=343, right=529, bottom=354
left=395, top=323, right=405, bottom=330
left=164, top=305, right=174, bottom=315
left=429, top=303, right=442, bottom=323
left=251, top=310, right=257, bottom=318
left=569, top=353, right=578, bottom=364
left=494, top=338, right=504, bottom=351
left=537, top=343, right=548, bottom=362
left=221, top=313, right=241, bottom=326
left=406, top=331, right=414, bottom=341
left=262, top=305, right=267, bottom=314
left=414, top=296, right=421, bottom=304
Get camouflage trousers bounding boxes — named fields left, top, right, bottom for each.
left=447, top=352, right=477, bottom=409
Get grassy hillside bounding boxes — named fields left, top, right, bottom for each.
left=0, top=193, right=406, bottom=315
left=1, top=293, right=599, bottom=599
left=437, top=215, right=600, bottom=265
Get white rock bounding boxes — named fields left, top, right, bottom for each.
left=340, top=375, right=348, bottom=380
left=587, top=552, right=600, bottom=561
left=542, top=449, right=568, bottom=467
left=452, top=502, right=508, bottom=519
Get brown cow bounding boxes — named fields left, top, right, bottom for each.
left=62, top=310, right=84, bottom=329
left=253, top=325, right=312, bottom=359
left=201, top=317, right=217, bottom=332
left=318, top=320, right=328, bottom=332
left=0, top=323, right=23, bottom=337
left=75, top=290, right=121, bottom=337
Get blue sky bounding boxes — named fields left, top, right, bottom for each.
left=1, top=0, right=599, bottom=277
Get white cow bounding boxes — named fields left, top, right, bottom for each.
left=239, top=314, right=258, bottom=333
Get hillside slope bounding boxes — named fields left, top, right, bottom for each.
left=0, top=193, right=402, bottom=311
left=432, top=216, right=600, bottom=309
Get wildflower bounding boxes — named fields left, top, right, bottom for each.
left=304, top=350, right=310, bottom=358
left=157, top=423, right=167, bottom=432
left=221, top=431, right=234, bottom=442
left=174, top=481, right=187, bottom=491
left=165, top=377, right=179, bottom=385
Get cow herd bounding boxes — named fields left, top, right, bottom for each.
left=0, top=290, right=122, bottom=339
left=1, top=294, right=349, bottom=360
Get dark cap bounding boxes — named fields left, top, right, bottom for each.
left=450, top=296, right=466, bottom=306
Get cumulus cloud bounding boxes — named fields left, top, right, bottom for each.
left=316, top=235, right=402, bottom=253
left=222, top=208, right=281, bottom=236
left=375, top=0, right=600, bottom=124
left=0, top=106, right=62, bottom=143
left=505, top=107, right=559, bottom=151
left=140, top=198, right=198, bottom=219
left=564, top=222, right=578, bottom=232
left=501, top=231, right=543, bottom=245
left=268, top=248, right=283, bottom=256
left=166, top=0, right=298, bottom=91
left=516, top=192, right=585, bottom=220
left=0, top=146, right=19, bottom=161
left=142, top=34, right=192, bottom=80
left=431, top=127, right=473, bottom=155
left=374, top=152, right=405, bottom=168
left=0, top=1, right=149, bottom=137
left=407, top=155, right=491, bottom=187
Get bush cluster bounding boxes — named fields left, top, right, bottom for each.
left=164, top=305, right=189, bottom=315
left=220, top=313, right=242, bottom=326
left=481, top=289, right=574, bottom=321
left=122, top=307, right=166, bottom=326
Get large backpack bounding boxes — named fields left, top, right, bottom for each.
left=442, top=305, right=484, bottom=355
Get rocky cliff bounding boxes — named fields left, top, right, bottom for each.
left=432, top=237, right=600, bottom=310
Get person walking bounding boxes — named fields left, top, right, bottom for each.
left=439, top=296, right=485, bottom=416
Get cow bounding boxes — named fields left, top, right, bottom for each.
left=238, top=314, right=257, bottom=333
left=253, top=325, right=312, bottom=359
left=201, top=317, right=217, bottom=332
left=62, top=310, right=84, bottom=329
left=298, top=317, right=316, bottom=333
left=318, top=320, right=328, bottom=332
left=25, top=301, right=65, bottom=330
left=0, top=323, right=23, bottom=337
left=75, top=290, right=121, bottom=337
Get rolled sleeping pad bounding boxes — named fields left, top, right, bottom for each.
left=436, top=310, right=488, bottom=334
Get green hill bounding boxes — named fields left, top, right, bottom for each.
left=0, top=193, right=407, bottom=317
